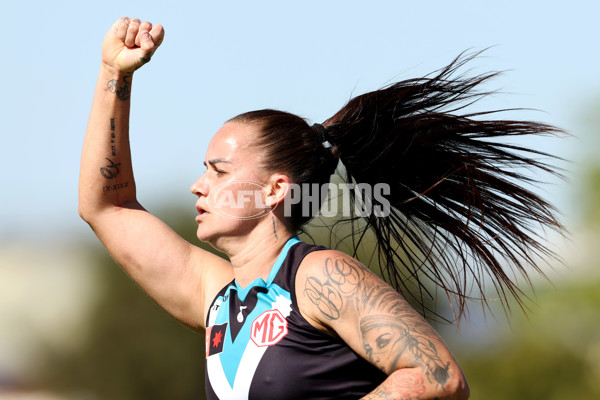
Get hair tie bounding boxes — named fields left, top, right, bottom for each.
left=312, top=123, right=332, bottom=148
left=312, top=123, right=340, bottom=160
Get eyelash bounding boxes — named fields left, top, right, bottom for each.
left=203, top=165, right=226, bottom=175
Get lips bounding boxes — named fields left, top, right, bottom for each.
left=196, top=203, right=209, bottom=216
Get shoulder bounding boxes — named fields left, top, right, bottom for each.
left=297, top=247, right=365, bottom=275
left=294, top=248, right=374, bottom=332
left=295, top=246, right=431, bottom=335
left=296, top=248, right=371, bottom=302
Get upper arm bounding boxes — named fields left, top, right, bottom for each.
left=85, top=202, right=233, bottom=331
left=296, top=250, right=462, bottom=390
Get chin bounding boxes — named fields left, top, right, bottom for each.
left=195, top=223, right=234, bottom=250
left=196, top=225, right=217, bottom=244
left=194, top=216, right=260, bottom=248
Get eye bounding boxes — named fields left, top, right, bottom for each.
left=203, top=162, right=226, bottom=176
left=375, top=333, right=391, bottom=350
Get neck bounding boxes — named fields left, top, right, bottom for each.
left=214, top=216, right=295, bottom=287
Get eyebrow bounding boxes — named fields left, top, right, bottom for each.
left=204, top=158, right=232, bottom=167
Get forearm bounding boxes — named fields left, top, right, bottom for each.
left=362, top=367, right=468, bottom=400
left=79, top=64, right=136, bottom=220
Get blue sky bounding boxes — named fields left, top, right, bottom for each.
left=1, top=0, right=598, bottom=242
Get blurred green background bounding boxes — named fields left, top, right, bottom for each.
left=1, top=1, right=599, bottom=399
left=2, top=112, right=599, bottom=399
left=4, top=158, right=600, bottom=399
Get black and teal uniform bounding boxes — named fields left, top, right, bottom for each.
left=205, top=237, right=386, bottom=399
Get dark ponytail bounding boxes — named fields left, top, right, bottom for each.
left=230, top=50, right=566, bottom=321
left=322, top=50, right=565, bottom=320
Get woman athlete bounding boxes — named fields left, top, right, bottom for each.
left=79, top=17, right=563, bottom=400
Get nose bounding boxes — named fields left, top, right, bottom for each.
left=190, top=174, right=208, bottom=197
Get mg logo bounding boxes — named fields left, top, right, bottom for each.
left=250, top=310, right=288, bottom=347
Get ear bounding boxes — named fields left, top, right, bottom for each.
left=264, top=173, right=291, bottom=207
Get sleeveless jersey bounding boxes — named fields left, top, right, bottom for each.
left=204, top=237, right=386, bottom=399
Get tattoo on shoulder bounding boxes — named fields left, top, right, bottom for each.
left=304, top=256, right=451, bottom=389
left=304, top=257, right=365, bottom=320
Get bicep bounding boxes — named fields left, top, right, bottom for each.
left=297, top=251, right=457, bottom=388
left=87, top=202, right=232, bottom=331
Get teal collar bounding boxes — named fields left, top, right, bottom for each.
left=234, top=236, right=300, bottom=301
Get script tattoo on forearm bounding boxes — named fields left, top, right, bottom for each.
left=102, top=181, right=129, bottom=193
left=304, top=257, right=450, bottom=389
left=99, top=117, right=120, bottom=179
left=99, top=118, right=127, bottom=191
left=107, top=75, right=131, bottom=101
left=110, top=117, right=116, bottom=156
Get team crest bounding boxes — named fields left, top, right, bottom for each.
left=206, top=322, right=228, bottom=357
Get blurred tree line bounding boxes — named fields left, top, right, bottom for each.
left=38, top=209, right=211, bottom=400
left=451, top=100, right=600, bottom=399
left=453, top=275, right=600, bottom=399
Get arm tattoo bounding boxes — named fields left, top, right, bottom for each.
left=304, top=258, right=364, bottom=320
left=107, top=79, right=117, bottom=93
left=363, top=370, right=426, bottom=400
left=107, top=75, right=131, bottom=101
left=100, top=158, right=121, bottom=179
left=110, top=118, right=116, bottom=156
left=304, top=257, right=451, bottom=388
left=99, top=118, right=127, bottom=191
left=140, top=54, right=152, bottom=64
left=103, top=181, right=129, bottom=193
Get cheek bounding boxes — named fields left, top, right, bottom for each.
left=208, top=182, right=271, bottom=220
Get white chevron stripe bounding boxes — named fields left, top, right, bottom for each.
left=207, top=296, right=292, bottom=399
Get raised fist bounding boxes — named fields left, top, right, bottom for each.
left=101, top=17, right=165, bottom=73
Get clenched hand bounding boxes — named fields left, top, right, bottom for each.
left=101, top=17, right=165, bottom=74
